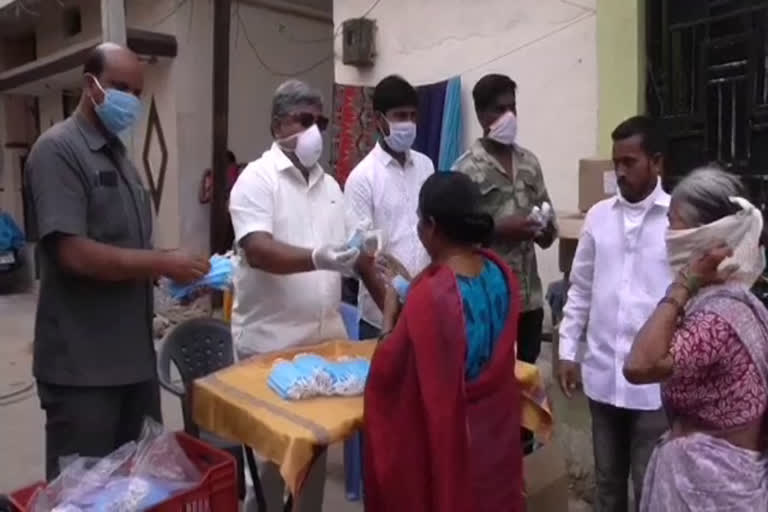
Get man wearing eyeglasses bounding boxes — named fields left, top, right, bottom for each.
left=228, top=79, right=356, bottom=511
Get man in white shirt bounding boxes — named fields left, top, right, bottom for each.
left=229, top=79, right=359, bottom=511
left=558, top=116, right=671, bottom=512
left=344, top=75, right=434, bottom=338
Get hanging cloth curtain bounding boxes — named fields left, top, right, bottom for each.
left=438, top=76, right=463, bottom=171
left=413, top=80, right=448, bottom=165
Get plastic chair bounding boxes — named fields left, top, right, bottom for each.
left=338, top=303, right=364, bottom=501
left=157, top=317, right=267, bottom=511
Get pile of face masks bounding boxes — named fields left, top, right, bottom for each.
left=164, top=252, right=234, bottom=302
left=268, top=353, right=371, bottom=400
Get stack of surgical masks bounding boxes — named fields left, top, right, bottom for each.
left=268, top=354, right=371, bottom=400
left=165, top=252, right=234, bottom=302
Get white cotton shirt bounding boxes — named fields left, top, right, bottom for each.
left=228, top=143, right=346, bottom=357
left=344, top=143, right=434, bottom=328
left=558, top=180, right=673, bottom=410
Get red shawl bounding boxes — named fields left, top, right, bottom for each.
left=363, top=249, right=524, bottom=512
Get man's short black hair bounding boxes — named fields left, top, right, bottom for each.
left=611, top=115, right=666, bottom=156
left=373, top=75, right=418, bottom=114
left=83, top=46, right=107, bottom=77
left=226, top=150, right=236, bottom=164
left=472, top=74, right=517, bottom=113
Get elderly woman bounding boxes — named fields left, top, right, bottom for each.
left=624, top=167, right=768, bottom=510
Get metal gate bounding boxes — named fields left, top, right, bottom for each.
left=646, top=0, right=768, bottom=210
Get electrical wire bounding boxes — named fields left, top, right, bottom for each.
left=16, top=0, right=39, bottom=17
left=236, top=8, right=333, bottom=77
left=0, top=382, right=34, bottom=402
left=0, top=382, right=35, bottom=408
left=150, top=0, right=188, bottom=29
left=457, top=11, right=594, bottom=76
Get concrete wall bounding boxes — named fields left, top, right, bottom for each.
left=228, top=2, right=334, bottom=168
left=334, top=0, right=598, bottom=316
left=35, top=0, right=102, bottom=59
left=146, top=0, right=334, bottom=255
left=156, top=0, right=212, bottom=255
left=38, top=92, right=64, bottom=131
left=596, top=0, right=644, bottom=156
left=0, top=96, right=36, bottom=227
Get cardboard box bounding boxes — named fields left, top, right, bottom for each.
left=556, top=212, right=585, bottom=274
left=579, top=158, right=616, bottom=212
left=524, top=441, right=570, bottom=511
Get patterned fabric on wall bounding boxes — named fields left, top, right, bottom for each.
left=331, top=84, right=377, bottom=187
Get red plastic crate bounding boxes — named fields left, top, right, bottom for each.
left=8, top=432, right=238, bottom=512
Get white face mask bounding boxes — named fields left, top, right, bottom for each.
left=488, top=111, right=518, bottom=146
left=383, top=120, right=417, bottom=154
left=280, top=124, right=323, bottom=168
left=665, top=197, right=766, bottom=285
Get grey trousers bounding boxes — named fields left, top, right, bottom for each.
left=37, top=380, right=162, bottom=481
left=589, top=399, right=668, bottom=512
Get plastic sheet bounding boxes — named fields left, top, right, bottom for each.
left=29, top=419, right=201, bottom=512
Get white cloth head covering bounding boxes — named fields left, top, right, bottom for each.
left=665, top=197, right=766, bottom=286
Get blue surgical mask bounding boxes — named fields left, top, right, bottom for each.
left=392, top=275, right=411, bottom=303
left=88, top=75, right=142, bottom=134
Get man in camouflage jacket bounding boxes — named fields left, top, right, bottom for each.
left=454, top=74, right=557, bottom=364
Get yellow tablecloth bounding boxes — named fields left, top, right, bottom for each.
left=192, top=339, right=552, bottom=494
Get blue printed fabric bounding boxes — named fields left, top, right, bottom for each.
left=457, top=260, right=510, bottom=380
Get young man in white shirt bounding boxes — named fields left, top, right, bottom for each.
left=229, top=79, right=360, bottom=512
left=344, top=75, right=435, bottom=338
left=558, top=116, right=671, bottom=512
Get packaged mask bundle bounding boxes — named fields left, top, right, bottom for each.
left=164, top=252, right=234, bottom=302
left=268, top=354, right=371, bottom=400
left=29, top=419, right=201, bottom=512
left=528, top=202, right=553, bottom=232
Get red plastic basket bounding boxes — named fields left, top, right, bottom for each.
left=8, top=432, right=238, bottom=512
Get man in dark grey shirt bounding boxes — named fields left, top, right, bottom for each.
left=25, top=43, right=210, bottom=480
